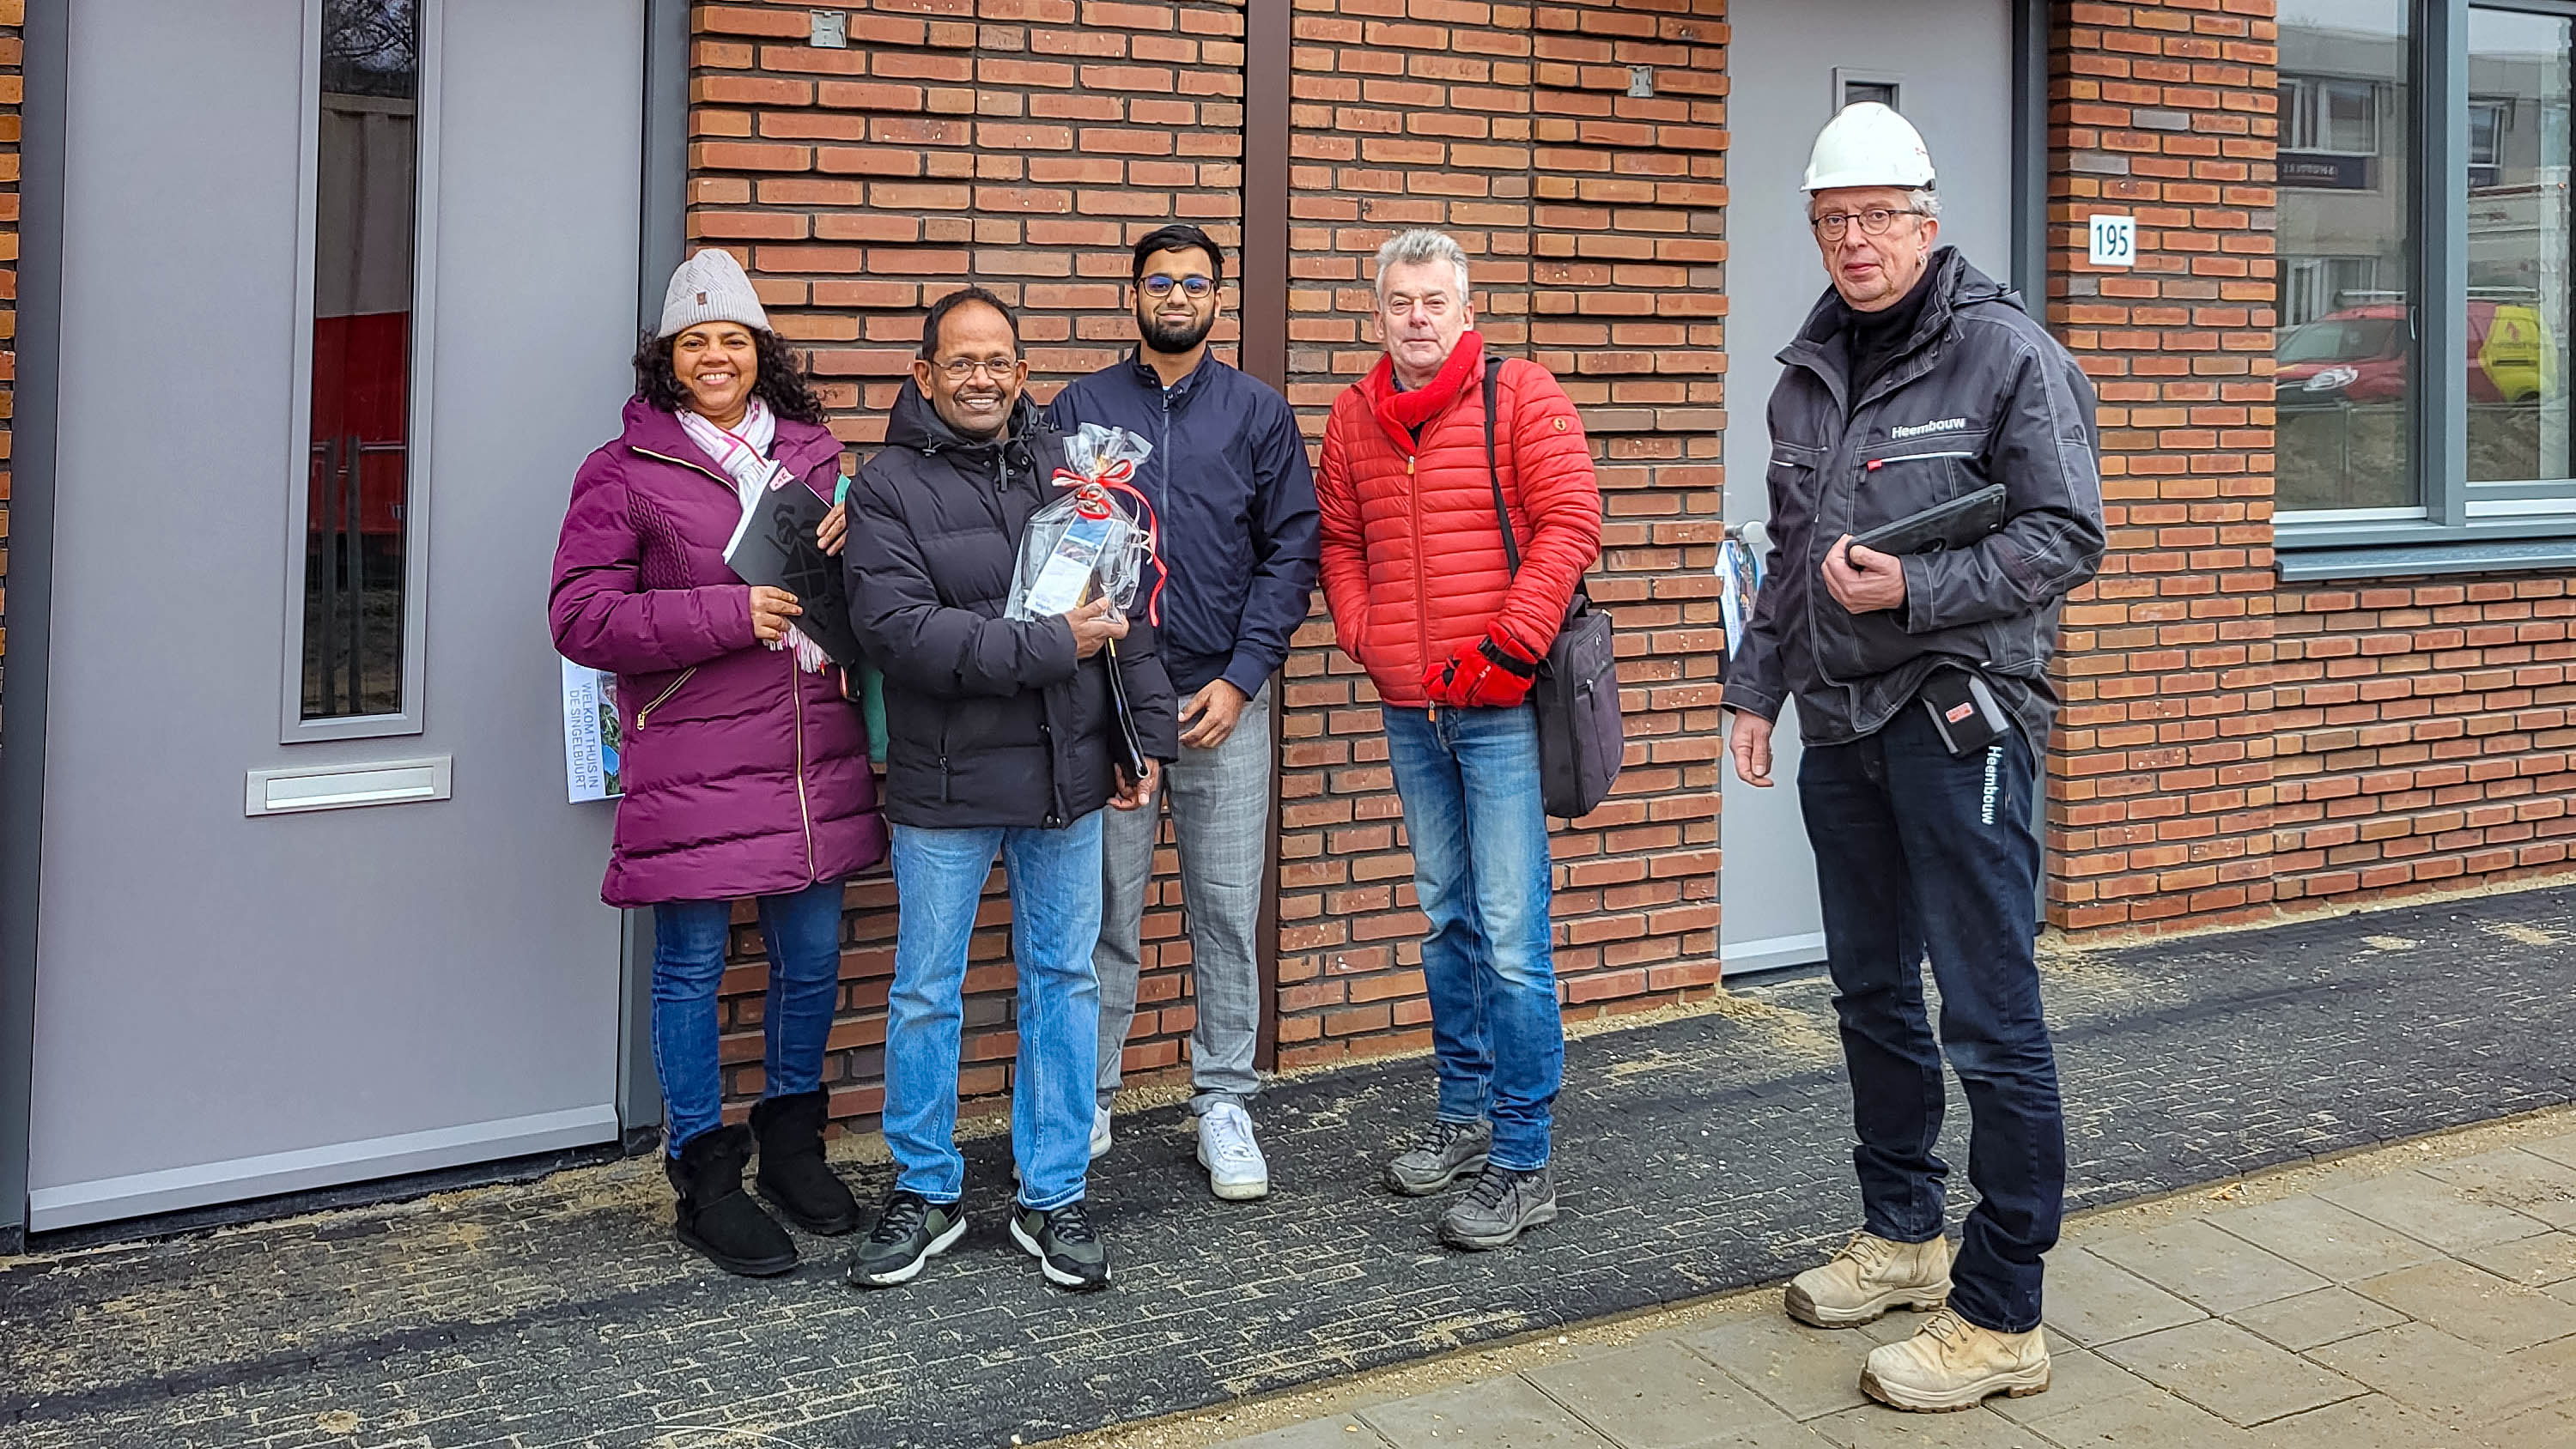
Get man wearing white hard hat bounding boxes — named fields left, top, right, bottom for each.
left=1722, top=102, right=2105, bottom=1412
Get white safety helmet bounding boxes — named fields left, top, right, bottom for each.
left=1802, top=102, right=1936, bottom=192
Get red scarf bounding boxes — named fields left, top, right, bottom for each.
left=1366, top=330, right=1486, bottom=455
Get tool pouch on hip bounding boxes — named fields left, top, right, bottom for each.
left=1918, top=666, right=2009, bottom=757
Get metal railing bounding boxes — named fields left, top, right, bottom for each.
left=306, top=433, right=408, bottom=718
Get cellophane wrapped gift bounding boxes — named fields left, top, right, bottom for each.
left=1005, top=423, right=1160, bottom=621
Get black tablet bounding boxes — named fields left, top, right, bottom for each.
left=1852, top=482, right=2008, bottom=556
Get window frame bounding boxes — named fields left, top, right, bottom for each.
left=2283, top=256, right=2390, bottom=328
left=1832, top=67, right=1903, bottom=112
left=2468, top=94, right=2511, bottom=182
left=2285, top=74, right=2385, bottom=155
left=276, top=0, right=441, bottom=742
left=2278, top=0, right=2576, bottom=578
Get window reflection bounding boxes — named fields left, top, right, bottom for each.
left=302, top=0, right=419, bottom=719
left=2276, top=1, right=2416, bottom=511
left=2465, top=8, right=2573, bottom=485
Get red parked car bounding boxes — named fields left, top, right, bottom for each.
left=2277, top=300, right=2558, bottom=404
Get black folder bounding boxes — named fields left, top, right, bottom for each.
left=1102, top=642, right=1147, bottom=778
left=723, top=481, right=865, bottom=667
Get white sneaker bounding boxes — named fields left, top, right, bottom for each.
left=1195, top=1101, right=1269, bottom=1201
left=1090, top=1106, right=1112, bottom=1161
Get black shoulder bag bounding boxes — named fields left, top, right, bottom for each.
left=1480, top=359, right=1625, bottom=819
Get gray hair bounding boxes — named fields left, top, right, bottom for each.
left=1373, top=228, right=1473, bottom=302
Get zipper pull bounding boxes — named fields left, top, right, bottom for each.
left=1866, top=458, right=1883, bottom=471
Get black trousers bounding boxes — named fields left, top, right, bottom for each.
left=1797, top=703, right=2064, bottom=1334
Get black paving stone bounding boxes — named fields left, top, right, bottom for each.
left=2, top=887, right=2572, bottom=1448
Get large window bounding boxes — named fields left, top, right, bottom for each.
left=2279, top=1, right=2576, bottom=573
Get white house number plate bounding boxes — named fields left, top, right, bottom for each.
left=2087, top=215, right=2136, bottom=268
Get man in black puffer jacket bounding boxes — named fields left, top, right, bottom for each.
left=843, top=287, right=1178, bottom=1294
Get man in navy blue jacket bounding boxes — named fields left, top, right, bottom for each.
left=1050, top=223, right=1320, bottom=1202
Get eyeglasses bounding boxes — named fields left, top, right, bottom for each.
left=933, top=355, right=1020, bottom=382
left=1139, top=273, right=1215, bottom=300
left=1808, top=207, right=1929, bottom=241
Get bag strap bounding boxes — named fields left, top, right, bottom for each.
left=1481, top=357, right=1522, bottom=577
left=1482, top=355, right=1592, bottom=627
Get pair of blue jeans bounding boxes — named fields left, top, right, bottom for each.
left=1796, top=701, right=2064, bottom=1335
left=1382, top=705, right=1564, bottom=1172
left=883, top=813, right=1104, bottom=1212
left=652, top=876, right=848, bottom=1155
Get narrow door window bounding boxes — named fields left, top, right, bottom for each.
left=301, top=0, right=421, bottom=720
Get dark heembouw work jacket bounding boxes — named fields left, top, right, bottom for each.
left=1726, top=246, right=2107, bottom=755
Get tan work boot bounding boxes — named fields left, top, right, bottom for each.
left=1860, top=1307, right=2050, bottom=1412
left=1783, top=1231, right=1953, bottom=1328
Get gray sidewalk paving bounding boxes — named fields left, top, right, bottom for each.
left=1190, top=1115, right=2576, bottom=1449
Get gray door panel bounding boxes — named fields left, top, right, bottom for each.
left=27, top=0, right=641, bottom=1228
left=1722, top=0, right=2013, bottom=975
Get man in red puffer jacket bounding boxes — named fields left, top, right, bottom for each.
left=1317, top=227, right=1604, bottom=1251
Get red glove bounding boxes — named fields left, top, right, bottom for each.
left=1424, top=624, right=1541, bottom=708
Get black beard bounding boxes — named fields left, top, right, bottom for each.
left=1139, top=310, right=1213, bottom=355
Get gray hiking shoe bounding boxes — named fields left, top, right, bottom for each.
left=1437, top=1163, right=1558, bottom=1250
left=1010, top=1200, right=1112, bottom=1292
left=848, top=1190, right=966, bottom=1288
left=1384, top=1119, right=1492, bottom=1196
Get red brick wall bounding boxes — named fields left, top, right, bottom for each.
left=671, top=0, right=2576, bottom=1129
left=687, top=0, right=1251, bottom=1117
left=2042, top=0, right=2283, bottom=931
left=689, top=0, right=1249, bottom=434
left=2271, top=577, right=2576, bottom=905
left=685, top=0, right=1730, bottom=1122
left=1269, top=0, right=1728, bottom=1068
left=2041, top=0, right=2576, bottom=932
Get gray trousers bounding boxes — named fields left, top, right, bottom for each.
left=1095, top=682, right=1271, bottom=1116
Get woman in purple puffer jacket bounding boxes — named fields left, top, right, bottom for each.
left=550, top=249, right=888, bottom=1278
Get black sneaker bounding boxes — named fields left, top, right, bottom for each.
left=847, top=1191, right=966, bottom=1288
left=1384, top=1119, right=1492, bottom=1196
left=1009, top=1201, right=1112, bottom=1291
left=1437, top=1163, right=1558, bottom=1251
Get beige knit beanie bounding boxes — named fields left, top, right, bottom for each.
left=656, top=248, right=770, bottom=338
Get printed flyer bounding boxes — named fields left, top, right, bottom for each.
left=1717, top=536, right=1765, bottom=659
left=560, top=658, right=623, bottom=803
